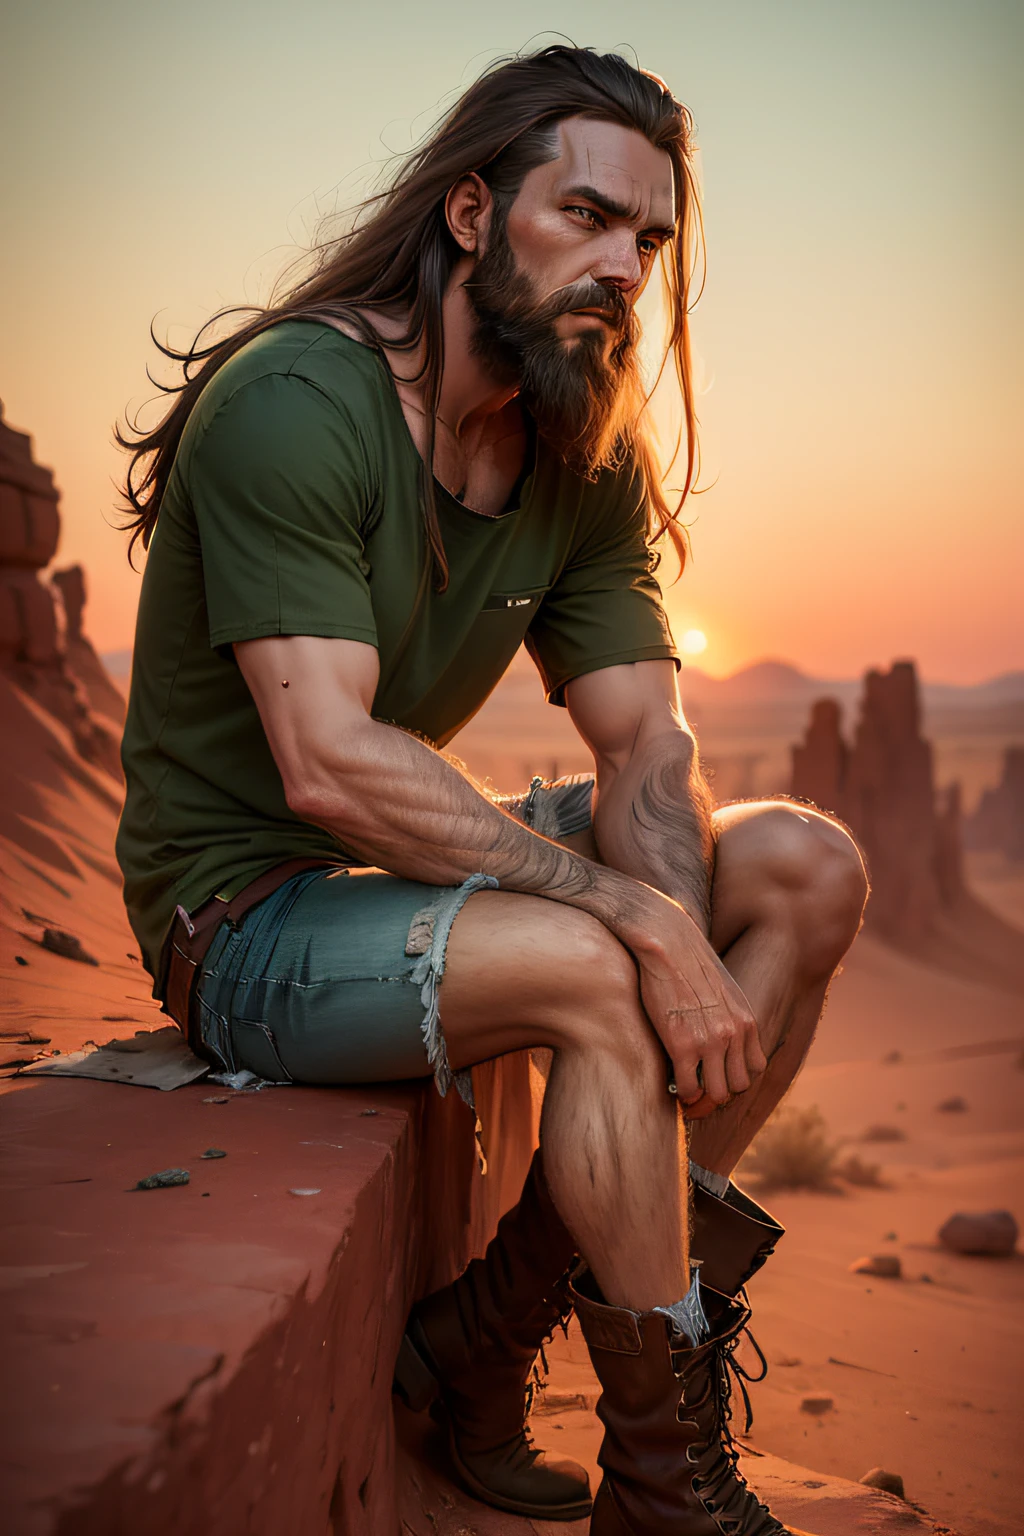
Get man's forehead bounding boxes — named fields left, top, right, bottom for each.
left=549, top=116, right=676, bottom=225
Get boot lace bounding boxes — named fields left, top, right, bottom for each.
left=679, top=1305, right=786, bottom=1536
left=523, top=1276, right=575, bottom=1418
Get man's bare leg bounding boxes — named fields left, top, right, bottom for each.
left=688, top=799, right=869, bottom=1175
left=441, top=893, right=690, bottom=1311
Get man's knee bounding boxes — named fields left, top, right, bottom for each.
left=728, top=801, right=868, bottom=968
left=557, top=917, right=664, bottom=1076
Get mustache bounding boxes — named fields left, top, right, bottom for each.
left=534, top=277, right=629, bottom=331
left=463, top=268, right=628, bottom=333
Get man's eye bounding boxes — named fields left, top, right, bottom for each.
left=638, top=237, right=660, bottom=257
left=566, top=205, right=601, bottom=227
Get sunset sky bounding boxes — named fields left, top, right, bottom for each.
left=2, top=0, right=1020, bottom=681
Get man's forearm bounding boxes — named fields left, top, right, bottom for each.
left=294, top=716, right=685, bottom=961
left=591, top=728, right=714, bottom=936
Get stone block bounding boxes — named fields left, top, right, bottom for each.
left=1, top=1054, right=535, bottom=1536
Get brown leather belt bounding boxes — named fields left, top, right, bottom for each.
left=164, top=857, right=335, bottom=1048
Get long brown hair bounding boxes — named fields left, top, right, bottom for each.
left=118, top=44, right=703, bottom=583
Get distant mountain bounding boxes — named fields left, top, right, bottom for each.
left=680, top=659, right=1024, bottom=713
left=102, top=648, right=132, bottom=680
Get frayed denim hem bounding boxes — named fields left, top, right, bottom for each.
left=405, top=872, right=499, bottom=1108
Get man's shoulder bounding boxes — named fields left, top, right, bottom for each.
left=188, top=320, right=386, bottom=440
left=563, top=451, right=647, bottom=540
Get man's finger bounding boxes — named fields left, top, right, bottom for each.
left=745, top=1027, right=768, bottom=1079
left=672, top=1055, right=702, bottom=1104
left=698, top=1051, right=729, bottom=1107
left=725, top=1039, right=751, bottom=1097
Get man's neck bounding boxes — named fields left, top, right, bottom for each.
left=379, top=255, right=522, bottom=451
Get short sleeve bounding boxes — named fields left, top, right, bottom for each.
left=526, top=465, right=678, bottom=705
left=187, top=373, right=378, bottom=650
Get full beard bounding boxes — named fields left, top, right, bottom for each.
left=464, top=221, right=645, bottom=477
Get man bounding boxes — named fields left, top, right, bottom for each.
left=118, top=46, right=867, bottom=1535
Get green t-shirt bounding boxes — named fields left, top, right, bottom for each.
left=117, top=321, right=677, bottom=982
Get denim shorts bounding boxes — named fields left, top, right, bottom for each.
left=194, top=774, right=595, bottom=1103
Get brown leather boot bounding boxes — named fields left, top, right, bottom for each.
left=571, top=1267, right=814, bottom=1535
left=393, top=1149, right=592, bottom=1521
left=691, top=1180, right=784, bottom=1298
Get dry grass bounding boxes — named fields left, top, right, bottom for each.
left=739, top=1105, right=838, bottom=1192
left=834, top=1152, right=886, bottom=1188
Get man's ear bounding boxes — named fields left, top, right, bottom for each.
left=445, top=173, right=493, bottom=255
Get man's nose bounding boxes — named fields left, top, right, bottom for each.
left=594, top=230, right=643, bottom=297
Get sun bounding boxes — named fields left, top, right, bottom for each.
left=681, top=629, right=708, bottom=656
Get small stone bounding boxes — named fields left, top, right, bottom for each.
left=882, top=1049, right=902, bottom=1064
left=850, top=1254, right=902, bottom=1278
left=15, top=955, right=28, bottom=966
left=776, top=1356, right=802, bottom=1367
left=862, top=1125, right=906, bottom=1143
left=800, top=1395, right=834, bottom=1416
left=134, top=1168, right=189, bottom=1190
left=883, top=1231, right=898, bottom=1241
left=938, top=1210, right=1018, bottom=1256
left=288, top=1188, right=322, bottom=1197
left=936, top=1095, right=968, bottom=1113
left=859, top=1468, right=906, bottom=1499
left=203, top=1096, right=230, bottom=1104
left=200, top=1148, right=227, bottom=1159
left=360, top=1109, right=379, bottom=1116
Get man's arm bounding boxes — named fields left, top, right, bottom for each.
left=235, top=634, right=764, bottom=1108
left=565, top=658, right=766, bottom=1106
left=565, top=659, right=714, bottom=934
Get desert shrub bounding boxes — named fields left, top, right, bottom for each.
left=835, top=1153, right=885, bottom=1188
left=739, top=1105, right=837, bottom=1192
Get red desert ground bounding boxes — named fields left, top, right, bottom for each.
left=2, top=404, right=1021, bottom=1536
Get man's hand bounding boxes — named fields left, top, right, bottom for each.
left=632, top=903, right=767, bottom=1115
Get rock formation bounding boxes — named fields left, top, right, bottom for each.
left=0, top=401, right=122, bottom=779
left=966, top=746, right=1024, bottom=861
left=791, top=661, right=1024, bottom=988
left=791, top=661, right=958, bottom=941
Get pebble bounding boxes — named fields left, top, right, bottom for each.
left=203, top=1096, right=230, bottom=1105
left=134, top=1168, right=189, bottom=1190
left=936, top=1095, right=968, bottom=1113
left=200, top=1148, right=227, bottom=1160
left=800, top=1395, right=834, bottom=1416
left=859, top=1467, right=906, bottom=1499
left=938, top=1210, right=1018, bottom=1256
left=849, top=1254, right=902, bottom=1278
left=289, top=1188, right=322, bottom=1197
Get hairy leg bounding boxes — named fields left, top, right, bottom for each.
left=688, top=799, right=869, bottom=1176
left=441, top=891, right=689, bottom=1313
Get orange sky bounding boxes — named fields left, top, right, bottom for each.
left=1, top=1, right=1020, bottom=681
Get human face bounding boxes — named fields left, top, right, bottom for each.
left=465, top=118, right=676, bottom=470
left=503, top=116, right=676, bottom=352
